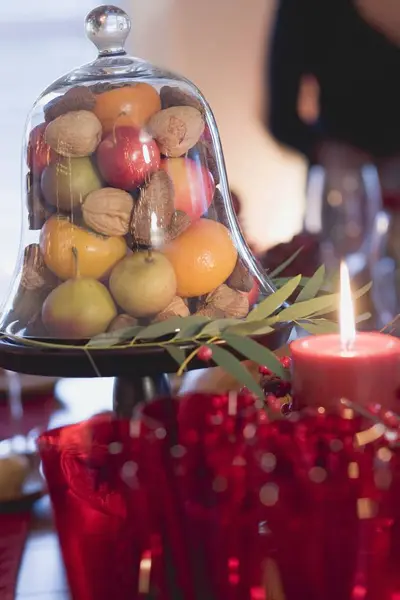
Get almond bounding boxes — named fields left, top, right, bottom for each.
left=147, top=106, right=204, bottom=158
left=153, top=296, right=190, bottom=322
left=82, top=188, right=134, bottom=236
left=45, top=110, right=102, bottom=158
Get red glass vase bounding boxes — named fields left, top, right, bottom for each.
left=39, top=394, right=400, bottom=600
left=38, top=413, right=151, bottom=600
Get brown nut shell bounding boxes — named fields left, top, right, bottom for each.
left=226, top=259, right=254, bottom=293
left=45, top=110, right=102, bottom=158
left=160, top=86, right=203, bottom=112
left=165, top=210, right=191, bottom=242
left=205, top=284, right=249, bottom=318
left=44, top=87, right=96, bottom=122
left=82, top=188, right=134, bottom=236
left=108, top=314, right=139, bottom=332
left=153, top=296, right=190, bottom=322
left=21, top=244, right=58, bottom=291
left=147, top=106, right=204, bottom=158
left=131, top=171, right=174, bottom=246
left=26, top=174, right=54, bottom=230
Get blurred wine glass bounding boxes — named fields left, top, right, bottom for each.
left=304, top=161, right=400, bottom=328
left=305, top=163, right=382, bottom=277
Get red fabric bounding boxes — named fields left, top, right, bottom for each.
left=0, top=512, right=31, bottom=600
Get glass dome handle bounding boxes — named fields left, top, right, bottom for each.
left=85, top=5, right=131, bottom=57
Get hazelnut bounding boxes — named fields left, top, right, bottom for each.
left=82, top=188, right=134, bottom=236
left=147, top=106, right=204, bottom=158
left=45, top=110, right=102, bottom=158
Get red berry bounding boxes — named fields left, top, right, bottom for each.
left=259, top=365, right=272, bottom=376
left=280, top=356, right=292, bottom=369
left=197, top=345, right=213, bottom=362
left=267, top=394, right=281, bottom=412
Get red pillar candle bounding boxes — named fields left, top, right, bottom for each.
left=291, top=263, right=400, bottom=411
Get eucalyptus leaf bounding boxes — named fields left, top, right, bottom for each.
left=296, top=265, right=325, bottom=302
left=226, top=320, right=275, bottom=336
left=354, top=282, right=372, bottom=299
left=277, top=293, right=338, bottom=322
left=356, top=312, right=372, bottom=323
left=135, top=317, right=187, bottom=340
left=299, top=319, right=339, bottom=335
left=222, top=333, right=287, bottom=379
left=247, top=275, right=302, bottom=322
left=175, top=316, right=212, bottom=339
left=165, top=345, right=186, bottom=368
left=273, top=276, right=310, bottom=289
left=208, top=344, right=265, bottom=399
left=198, top=318, right=242, bottom=337
left=268, top=247, right=303, bottom=278
left=87, top=326, right=143, bottom=348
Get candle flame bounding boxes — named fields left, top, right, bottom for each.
left=340, top=262, right=356, bottom=351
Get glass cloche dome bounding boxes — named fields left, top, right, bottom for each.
left=1, top=5, right=276, bottom=341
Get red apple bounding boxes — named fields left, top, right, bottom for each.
left=27, top=123, right=54, bottom=178
left=97, top=126, right=160, bottom=190
left=160, top=157, right=214, bottom=221
left=246, top=277, right=260, bottom=308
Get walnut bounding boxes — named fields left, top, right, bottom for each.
left=147, top=106, right=204, bottom=157
left=165, top=210, right=191, bottom=241
left=108, top=314, right=139, bottom=332
left=21, top=244, right=57, bottom=291
left=160, top=86, right=204, bottom=112
left=44, top=87, right=96, bottom=122
left=131, top=171, right=174, bottom=246
left=226, top=259, right=253, bottom=292
left=45, top=110, right=102, bottom=158
left=205, top=284, right=249, bottom=318
left=82, top=188, right=134, bottom=236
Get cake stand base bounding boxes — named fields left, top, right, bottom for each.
left=113, top=373, right=171, bottom=417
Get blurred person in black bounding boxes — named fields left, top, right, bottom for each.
left=260, top=0, right=400, bottom=280
left=267, top=0, right=400, bottom=204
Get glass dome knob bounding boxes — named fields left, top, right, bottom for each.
left=85, top=5, right=131, bottom=56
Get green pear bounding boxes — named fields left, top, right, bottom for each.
left=41, top=156, right=102, bottom=211
left=109, top=251, right=177, bottom=317
left=42, top=278, right=117, bottom=339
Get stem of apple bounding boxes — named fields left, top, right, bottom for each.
left=146, top=248, right=154, bottom=263
left=72, top=246, right=80, bottom=278
left=112, top=111, right=128, bottom=145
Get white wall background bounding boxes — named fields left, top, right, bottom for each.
left=0, top=0, right=305, bottom=307
left=127, top=0, right=306, bottom=249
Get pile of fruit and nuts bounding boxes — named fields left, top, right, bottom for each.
left=16, top=83, right=258, bottom=339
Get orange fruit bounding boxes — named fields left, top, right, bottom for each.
left=40, top=216, right=127, bottom=280
left=93, top=84, right=161, bottom=134
left=163, top=219, right=237, bottom=297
